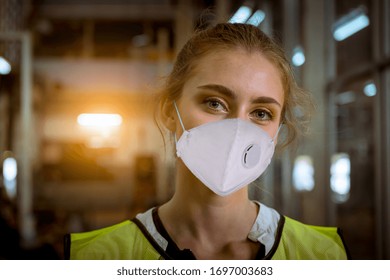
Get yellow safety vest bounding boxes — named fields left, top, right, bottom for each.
left=65, top=216, right=349, bottom=260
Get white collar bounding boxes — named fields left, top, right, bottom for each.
left=135, top=201, right=280, bottom=255
left=248, top=201, right=280, bottom=255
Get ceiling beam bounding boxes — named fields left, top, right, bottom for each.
left=37, top=4, right=176, bottom=21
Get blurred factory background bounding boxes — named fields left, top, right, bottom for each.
left=0, top=0, right=389, bottom=260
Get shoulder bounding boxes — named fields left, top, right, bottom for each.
left=271, top=216, right=349, bottom=260
left=66, top=210, right=161, bottom=260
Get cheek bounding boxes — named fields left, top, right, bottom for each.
left=177, top=110, right=213, bottom=132
left=263, top=124, right=281, bottom=139
left=176, top=96, right=222, bottom=132
left=174, top=104, right=201, bottom=139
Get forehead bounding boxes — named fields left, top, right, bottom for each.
left=186, top=49, right=285, bottom=103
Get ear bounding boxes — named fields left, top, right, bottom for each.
left=160, top=99, right=176, bottom=132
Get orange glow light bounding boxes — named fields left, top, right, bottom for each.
left=77, top=113, right=123, bottom=127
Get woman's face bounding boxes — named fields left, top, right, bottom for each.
left=174, top=49, right=284, bottom=139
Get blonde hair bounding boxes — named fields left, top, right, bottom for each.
left=155, top=23, right=314, bottom=149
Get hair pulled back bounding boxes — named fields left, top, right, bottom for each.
left=155, top=23, right=314, bottom=149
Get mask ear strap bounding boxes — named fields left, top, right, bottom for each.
left=272, top=124, right=283, bottom=143
left=173, top=101, right=186, bottom=131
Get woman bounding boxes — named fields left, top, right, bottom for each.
left=65, top=23, right=349, bottom=260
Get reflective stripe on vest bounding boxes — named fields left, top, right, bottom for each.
left=66, top=216, right=348, bottom=260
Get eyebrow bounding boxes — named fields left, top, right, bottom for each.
left=197, top=84, right=236, bottom=100
left=251, top=96, right=282, bottom=108
left=197, top=83, right=282, bottom=108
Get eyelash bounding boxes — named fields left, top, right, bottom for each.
left=204, top=98, right=228, bottom=112
left=250, top=109, right=273, bottom=123
left=203, top=97, right=274, bottom=123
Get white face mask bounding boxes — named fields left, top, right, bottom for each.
left=174, top=102, right=280, bottom=196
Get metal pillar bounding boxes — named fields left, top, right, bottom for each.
left=383, top=61, right=390, bottom=260
left=157, top=28, right=170, bottom=78
left=215, top=0, right=230, bottom=23
left=259, top=0, right=273, bottom=36
left=0, top=31, right=35, bottom=247
left=301, top=0, right=331, bottom=226
left=323, top=0, right=338, bottom=227
left=379, top=0, right=390, bottom=260
left=280, top=0, right=301, bottom=219
left=174, top=0, right=194, bottom=55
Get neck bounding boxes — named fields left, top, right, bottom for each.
left=158, top=160, right=258, bottom=249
